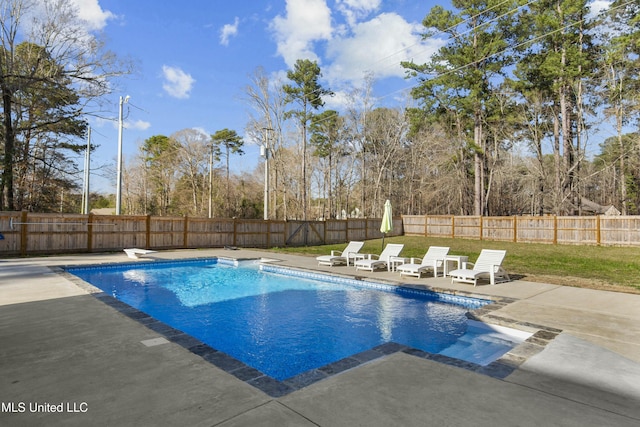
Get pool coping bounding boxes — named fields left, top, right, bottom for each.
left=54, top=257, right=562, bottom=398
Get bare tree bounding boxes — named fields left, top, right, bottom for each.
left=172, top=128, right=210, bottom=215
left=343, top=73, right=376, bottom=216
left=243, top=67, right=289, bottom=219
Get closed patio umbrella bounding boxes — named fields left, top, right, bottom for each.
left=380, top=199, right=393, bottom=249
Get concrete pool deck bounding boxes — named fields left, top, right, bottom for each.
left=1, top=248, right=639, bottom=426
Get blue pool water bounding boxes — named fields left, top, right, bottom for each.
left=67, top=259, right=519, bottom=381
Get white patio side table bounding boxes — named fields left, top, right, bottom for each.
left=443, top=255, right=469, bottom=276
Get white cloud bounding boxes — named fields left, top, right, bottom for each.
left=161, top=65, right=195, bottom=99
left=220, top=17, right=240, bottom=46
left=126, top=119, right=151, bottom=131
left=270, top=0, right=333, bottom=67
left=336, top=0, right=381, bottom=27
left=324, top=13, right=442, bottom=85
left=322, top=89, right=351, bottom=111
left=338, top=0, right=380, bottom=9
left=70, top=0, right=116, bottom=31
left=102, top=117, right=151, bottom=131
left=269, top=2, right=441, bottom=90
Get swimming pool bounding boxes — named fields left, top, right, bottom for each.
left=67, top=258, right=527, bottom=381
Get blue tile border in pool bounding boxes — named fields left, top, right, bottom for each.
left=65, top=257, right=239, bottom=274
left=57, top=257, right=561, bottom=398
left=260, top=264, right=492, bottom=310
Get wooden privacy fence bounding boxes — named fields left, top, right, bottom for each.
left=402, top=214, right=640, bottom=246
left=4, top=212, right=638, bottom=256
left=0, top=212, right=403, bottom=256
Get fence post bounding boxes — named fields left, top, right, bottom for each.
left=20, top=211, right=28, bottom=256
left=183, top=216, right=189, bottom=248
left=364, top=218, right=368, bottom=240
left=87, top=213, right=94, bottom=252
left=283, top=221, right=287, bottom=247
left=513, top=215, right=517, bottom=243
left=345, top=219, right=349, bottom=242
left=553, top=215, right=558, bottom=245
left=451, top=216, right=455, bottom=239
left=146, top=215, right=151, bottom=249
left=233, top=218, right=237, bottom=247
left=323, top=219, right=327, bottom=244
left=424, top=214, right=428, bottom=237
left=266, top=220, right=270, bottom=248
left=479, top=216, right=483, bottom=241
left=596, top=215, right=601, bottom=246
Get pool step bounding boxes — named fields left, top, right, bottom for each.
left=439, top=334, right=515, bottom=366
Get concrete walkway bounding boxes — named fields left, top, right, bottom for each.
left=1, top=249, right=639, bottom=426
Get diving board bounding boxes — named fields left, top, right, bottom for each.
left=124, top=248, right=157, bottom=259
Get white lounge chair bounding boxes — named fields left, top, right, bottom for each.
left=354, top=243, right=404, bottom=272
left=316, top=241, right=365, bottom=266
left=124, top=248, right=157, bottom=259
left=397, top=246, right=450, bottom=278
left=449, top=249, right=510, bottom=286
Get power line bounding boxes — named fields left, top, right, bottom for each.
left=296, top=0, right=544, bottom=118
left=402, top=0, right=634, bottom=84
left=352, top=1, right=633, bottom=109
left=369, top=0, right=538, bottom=77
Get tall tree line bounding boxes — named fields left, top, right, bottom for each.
left=121, top=1, right=640, bottom=219
left=401, top=0, right=639, bottom=216
left=2, top=1, right=639, bottom=218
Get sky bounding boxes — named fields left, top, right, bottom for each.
left=70, top=0, right=446, bottom=192
left=68, top=0, right=612, bottom=193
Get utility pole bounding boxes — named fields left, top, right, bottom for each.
left=208, top=144, right=214, bottom=219
left=116, top=95, right=129, bottom=215
left=262, top=128, right=273, bottom=220
left=82, top=126, right=91, bottom=214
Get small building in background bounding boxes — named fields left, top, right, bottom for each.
left=577, top=198, right=621, bottom=216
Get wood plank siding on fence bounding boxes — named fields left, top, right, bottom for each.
left=402, top=214, right=640, bottom=246
left=0, top=212, right=403, bottom=256
left=2, top=212, right=638, bottom=256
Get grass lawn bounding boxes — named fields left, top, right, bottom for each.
left=270, top=235, right=640, bottom=294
